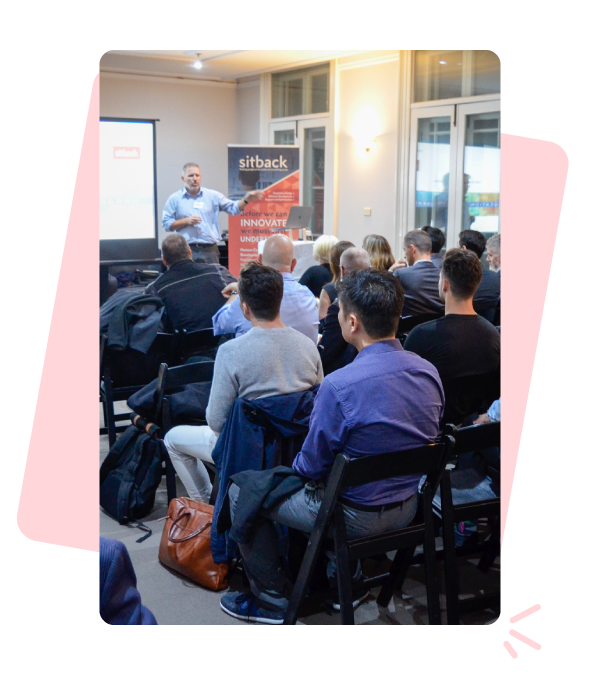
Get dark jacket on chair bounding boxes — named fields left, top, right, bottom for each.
left=211, top=387, right=319, bottom=562
left=101, top=291, right=165, bottom=354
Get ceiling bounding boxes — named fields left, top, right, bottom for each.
left=100, top=50, right=367, bottom=83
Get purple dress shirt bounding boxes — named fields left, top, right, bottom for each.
left=293, top=339, right=445, bottom=505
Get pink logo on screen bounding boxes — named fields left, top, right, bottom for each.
left=113, top=146, right=140, bottom=159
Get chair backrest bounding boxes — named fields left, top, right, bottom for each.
left=397, top=313, right=444, bottom=342
left=441, top=371, right=500, bottom=425
left=176, top=328, right=221, bottom=363
left=155, top=360, right=215, bottom=432
left=444, top=422, right=500, bottom=457
left=102, top=332, right=176, bottom=389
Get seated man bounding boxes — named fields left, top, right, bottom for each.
left=486, top=233, right=501, bottom=275
left=404, top=248, right=500, bottom=422
left=422, top=225, right=446, bottom=269
left=212, top=234, right=319, bottom=344
left=164, top=262, right=323, bottom=502
left=392, top=230, right=444, bottom=317
left=318, top=246, right=370, bottom=374
left=221, top=269, right=444, bottom=624
left=144, top=233, right=236, bottom=332
left=457, top=229, right=500, bottom=322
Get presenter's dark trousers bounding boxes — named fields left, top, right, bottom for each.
left=190, top=243, right=220, bottom=265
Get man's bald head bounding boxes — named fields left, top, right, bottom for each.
left=340, top=247, right=371, bottom=276
left=260, top=234, right=296, bottom=273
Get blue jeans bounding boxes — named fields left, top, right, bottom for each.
left=228, top=482, right=417, bottom=612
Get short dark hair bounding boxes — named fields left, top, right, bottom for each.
left=182, top=163, right=200, bottom=173
left=337, top=269, right=404, bottom=339
left=404, top=229, right=432, bottom=254
left=162, top=234, right=191, bottom=267
left=422, top=226, right=446, bottom=254
left=442, top=248, right=483, bottom=300
left=237, top=261, right=284, bottom=321
left=458, top=229, right=487, bottom=258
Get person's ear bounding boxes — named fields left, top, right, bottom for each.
left=240, top=301, right=251, bottom=320
left=348, top=312, right=359, bottom=334
left=258, top=254, right=263, bottom=264
left=290, top=257, right=297, bottom=272
left=161, top=257, right=168, bottom=268
left=187, top=247, right=193, bottom=259
left=461, top=245, right=467, bottom=251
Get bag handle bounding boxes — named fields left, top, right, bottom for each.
left=168, top=511, right=212, bottom=542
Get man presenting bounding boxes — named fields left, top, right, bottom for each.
left=162, top=163, right=263, bottom=264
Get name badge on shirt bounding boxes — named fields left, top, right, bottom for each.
left=193, top=201, right=203, bottom=210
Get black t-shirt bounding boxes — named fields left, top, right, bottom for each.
left=322, top=281, right=338, bottom=304
left=299, top=263, right=333, bottom=298
left=404, top=314, right=500, bottom=380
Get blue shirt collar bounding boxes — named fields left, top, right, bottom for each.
left=182, top=187, right=203, bottom=199
left=354, top=339, right=403, bottom=361
left=281, top=272, right=295, bottom=280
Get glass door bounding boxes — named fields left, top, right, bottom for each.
left=409, top=100, right=500, bottom=249
left=455, top=101, right=500, bottom=245
left=269, top=118, right=330, bottom=235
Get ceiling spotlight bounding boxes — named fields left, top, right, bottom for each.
left=439, top=60, right=447, bottom=65
left=192, top=53, right=203, bottom=70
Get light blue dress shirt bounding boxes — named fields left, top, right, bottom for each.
left=162, top=187, right=241, bottom=245
left=212, top=272, right=319, bottom=344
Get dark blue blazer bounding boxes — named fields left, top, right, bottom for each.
left=100, top=537, right=157, bottom=625
left=210, top=388, right=319, bottom=562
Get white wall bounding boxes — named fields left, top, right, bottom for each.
left=100, top=74, right=238, bottom=242
left=236, top=79, right=261, bottom=144
left=336, top=57, right=400, bottom=257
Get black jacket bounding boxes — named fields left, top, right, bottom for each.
left=318, top=299, right=357, bottom=375
left=101, top=291, right=165, bottom=354
left=145, top=259, right=235, bottom=332
left=394, top=261, right=444, bottom=317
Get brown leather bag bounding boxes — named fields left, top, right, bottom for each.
left=158, top=497, right=229, bottom=591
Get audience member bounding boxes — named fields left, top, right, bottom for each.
left=221, top=268, right=444, bottom=623
left=362, top=234, right=395, bottom=271
left=319, top=247, right=371, bottom=374
left=458, top=229, right=500, bottom=322
left=100, top=537, right=157, bottom=625
left=318, top=240, right=354, bottom=320
left=144, top=234, right=236, bottom=332
left=404, top=248, right=500, bottom=422
left=486, top=233, right=501, bottom=274
left=165, top=262, right=323, bottom=502
left=212, top=234, right=319, bottom=343
left=392, top=230, right=444, bottom=317
left=298, top=234, right=337, bottom=297
left=422, top=226, right=446, bottom=269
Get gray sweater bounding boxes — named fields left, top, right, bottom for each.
left=206, top=326, right=324, bottom=433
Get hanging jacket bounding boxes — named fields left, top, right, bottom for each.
left=210, top=386, right=319, bottom=563
left=127, top=378, right=211, bottom=427
left=101, top=291, right=165, bottom=354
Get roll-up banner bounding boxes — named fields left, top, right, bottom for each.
left=227, top=145, right=300, bottom=276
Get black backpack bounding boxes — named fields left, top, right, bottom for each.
left=100, top=425, right=164, bottom=525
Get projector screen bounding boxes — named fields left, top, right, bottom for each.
left=100, top=118, right=159, bottom=261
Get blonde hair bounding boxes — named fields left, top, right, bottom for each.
left=312, top=235, right=338, bottom=264
left=330, top=241, right=355, bottom=283
left=362, top=235, right=395, bottom=271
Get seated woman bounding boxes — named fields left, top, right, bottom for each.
left=362, top=234, right=395, bottom=272
left=298, top=234, right=337, bottom=297
left=318, top=240, right=354, bottom=321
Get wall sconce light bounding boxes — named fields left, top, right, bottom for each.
left=352, top=108, right=381, bottom=155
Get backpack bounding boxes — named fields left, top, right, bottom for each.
left=100, top=425, right=164, bottom=525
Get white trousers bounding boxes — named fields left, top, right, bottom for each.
left=163, top=425, right=218, bottom=503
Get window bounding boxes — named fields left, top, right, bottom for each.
left=271, top=64, right=330, bottom=118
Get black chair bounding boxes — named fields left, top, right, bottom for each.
left=396, top=313, right=443, bottom=345
left=154, top=360, right=215, bottom=503
left=441, top=371, right=500, bottom=426
left=283, top=436, right=455, bottom=625
left=437, top=422, right=500, bottom=624
left=100, top=332, right=176, bottom=448
left=175, top=328, right=221, bottom=364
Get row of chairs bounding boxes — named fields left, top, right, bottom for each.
left=283, top=421, right=500, bottom=625
left=100, top=327, right=221, bottom=447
